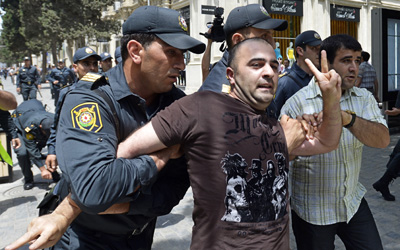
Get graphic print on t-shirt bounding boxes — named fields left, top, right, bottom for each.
left=220, top=152, right=287, bottom=223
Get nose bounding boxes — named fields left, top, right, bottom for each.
left=349, top=60, right=358, bottom=72
left=90, top=63, right=98, bottom=72
left=262, top=64, right=275, bottom=79
left=175, top=53, right=186, bottom=71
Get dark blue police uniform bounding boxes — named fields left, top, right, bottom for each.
left=16, top=66, right=41, bottom=101
left=53, top=64, right=190, bottom=249
left=12, top=100, right=60, bottom=185
left=273, top=61, right=313, bottom=118
left=47, top=66, right=77, bottom=105
left=198, top=50, right=230, bottom=93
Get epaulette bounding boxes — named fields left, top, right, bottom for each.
left=81, top=72, right=103, bottom=83
left=279, top=72, right=289, bottom=78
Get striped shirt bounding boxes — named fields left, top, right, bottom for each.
left=358, top=62, right=377, bottom=90
left=281, top=78, right=387, bottom=225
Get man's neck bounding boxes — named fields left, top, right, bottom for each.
left=296, top=59, right=312, bottom=75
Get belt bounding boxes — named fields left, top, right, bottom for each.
left=22, top=81, right=32, bottom=85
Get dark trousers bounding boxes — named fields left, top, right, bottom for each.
left=13, top=134, right=33, bottom=183
left=387, top=139, right=400, bottom=177
left=21, top=83, right=37, bottom=101
left=51, top=218, right=157, bottom=250
left=291, top=198, right=383, bottom=250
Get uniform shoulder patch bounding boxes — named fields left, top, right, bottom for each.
left=81, top=73, right=102, bottom=83
left=71, top=102, right=103, bottom=132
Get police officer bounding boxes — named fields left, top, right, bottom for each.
left=198, top=4, right=287, bottom=94
left=45, top=47, right=101, bottom=175
left=272, top=30, right=322, bottom=118
left=47, top=60, right=76, bottom=105
left=114, top=46, right=122, bottom=65
left=6, top=6, right=205, bottom=250
left=47, top=59, right=77, bottom=106
left=12, top=100, right=60, bottom=190
left=16, top=57, right=41, bottom=101
left=99, top=52, right=113, bottom=74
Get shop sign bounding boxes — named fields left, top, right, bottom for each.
left=201, top=5, right=216, bottom=15
left=263, top=0, right=303, bottom=16
left=330, top=4, right=360, bottom=22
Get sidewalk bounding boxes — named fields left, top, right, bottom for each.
left=1, top=76, right=400, bottom=249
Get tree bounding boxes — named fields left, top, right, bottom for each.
left=0, top=0, right=121, bottom=72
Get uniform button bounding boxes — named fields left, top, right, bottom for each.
left=97, top=137, right=103, bottom=142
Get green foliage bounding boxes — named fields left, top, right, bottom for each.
left=0, top=0, right=121, bottom=65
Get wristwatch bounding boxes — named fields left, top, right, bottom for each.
left=344, top=110, right=356, bottom=129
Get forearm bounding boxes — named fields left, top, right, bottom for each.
left=316, top=96, right=342, bottom=149
left=347, top=115, right=389, bottom=148
left=117, top=122, right=166, bottom=159
left=53, top=194, right=82, bottom=225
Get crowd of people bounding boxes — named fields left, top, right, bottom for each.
left=0, top=3, right=398, bottom=250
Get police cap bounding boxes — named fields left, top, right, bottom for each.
left=114, top=47, right=122, bottom=63
left=100, top=52, right=112, bottom=61
left=122, top=6, right=205, bottom=54
left=73, top=47, right=101, bottom=64
left=295, top=30, right=322, bottom=48
left=224, top=4, right=288, bottom=38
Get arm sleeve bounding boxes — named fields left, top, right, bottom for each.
left=56, top=90, right=159, bottom=214
left=47, top=70, right=55, bottom=83
left=16, top=73, right=20, bottom=88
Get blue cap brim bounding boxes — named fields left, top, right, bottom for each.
left=156, top=33, right=205, bottom=54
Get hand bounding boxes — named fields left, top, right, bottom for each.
left=38, top=85, right=41, bottom=90
left=296, top=113, right=320, bottom=140
left=385, top=107, right=400, bottom=116
left=149, top=145, right=182, bottom=172
left=53, top=80, right=59, bottom=85
left=39, top=167, right=53, bottom=179
left=5, top=213, right=69, bottom=250
left=305, top=50, right=342, bottom=102
left=16, top=87, right=20, bottom=93
left=12, top=138, right=21, bottom=149
left=280, top=115, right=306, bottom=155
left=45, top=154, right=58, bottom=172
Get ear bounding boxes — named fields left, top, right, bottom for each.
left=72, top=64, right=78, bottom=73
left=296, top=46, right=304, bottom=57
left=226, top=67, right=235, bottom=86
left=127, top=40, right=144, bottom=64
left=231, top=33, right=245, bottom=46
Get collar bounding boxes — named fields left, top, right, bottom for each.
left=290, top=62, right=309, bottom=79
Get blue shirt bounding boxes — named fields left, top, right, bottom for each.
left=273, top=62, right=313, bottom=118
left=56, top=64, right=190, bottom=234
left=16, top=66, right=41, bottom=87
left=198, top=50, right=230, bottom=93
left=47, top=67, right=77, bottom=88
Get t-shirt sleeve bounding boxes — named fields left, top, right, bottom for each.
left=151, top=94, right=198, bottom=147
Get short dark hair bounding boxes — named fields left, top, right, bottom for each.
left=228, top=37, right=270, bottom=69
left=320, top=34, right=362, bottom=64
left=120, top=33, right=158, bottom=62
left=361, top=51, right=370, bottom=62
left=226, top=27, right=251, bottom=51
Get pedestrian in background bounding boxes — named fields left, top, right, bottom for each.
left=16, top=57, right=41, bottom=101
left=356, top=51, right=379, bottom=101
left=373, top=91, right=400, bottom=201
